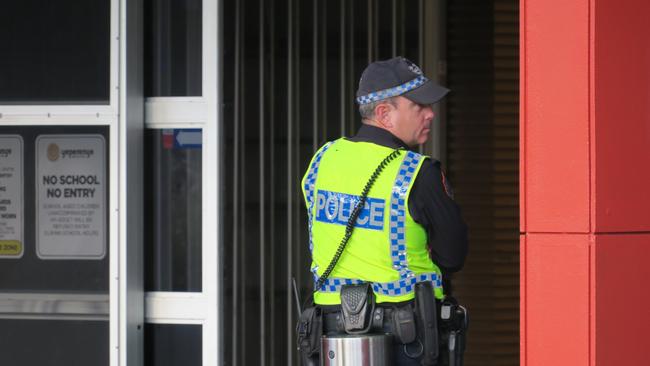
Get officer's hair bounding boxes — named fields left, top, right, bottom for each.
left=358, top=97, right=397, bottom=120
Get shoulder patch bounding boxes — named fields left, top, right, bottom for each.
left=441, top=169, right=455, bottom=199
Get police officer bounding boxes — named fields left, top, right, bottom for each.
left=300, top=57, right=468, bottom=365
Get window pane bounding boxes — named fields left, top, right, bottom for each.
left=145, top=129, right=202, bottom=292
left=0, top=126, right=109, bottom=292
left=145, top=324, right=202, bottom=366
left=0, top=0, right=110, bottom=104
left=145, top=0, right=202, bottom=96
left=0, top=319, right=108, bottom=366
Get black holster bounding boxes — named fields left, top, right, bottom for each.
left=296, top=305, right=322, bottom=366
left=438, top=297, right=469, bottom=366
left=415, top=281, right=439, bottom=366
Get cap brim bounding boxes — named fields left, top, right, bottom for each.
left=402, top=80, right=449, bottom=105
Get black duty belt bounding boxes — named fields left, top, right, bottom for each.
left=320, top=299, right=432, bottom=336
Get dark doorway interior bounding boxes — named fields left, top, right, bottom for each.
left=446, top=1, right=520, bottom=365
left=221, top=1, right=519, bottom=365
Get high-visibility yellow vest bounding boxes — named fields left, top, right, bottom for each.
left=302, top=138, right=444, bottom=305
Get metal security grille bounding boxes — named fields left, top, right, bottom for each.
left=221, top=1, right=440, bottom=364
left=220, top=0, right=519, bottom=365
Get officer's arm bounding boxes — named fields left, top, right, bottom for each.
left=409, top=159, right=468, bottom=272
left=301, top=143, right=331, bottom=208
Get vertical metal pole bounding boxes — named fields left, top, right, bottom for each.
left=367, top=0, right=373, bottom=63
left=374, top=0, right=379, bottom=59
left=313, top=0, right=318, bottom=151
left=392, top=0, right=397, bottom=57
left=239, top=5, right=248, bottom=363
left=340, top=0, right=346, bottom=135
left=419, top=0, right=425, bottom=154
left=239, top=6, right=248, bottom=364
left=286, top=0, right=294, bottom=364
left=293, top=0, right=302, bottom=321
left=398, top=1, right=402, bottom=55
left=232, top=0, right=241, bottom=363
left=438, top=0, right=448, bottom=178
left=320, top=1, right=327, bottom=140
left=259, top=0, right=266, bottom=364
left=348, top=0, right=355, bottom=136
left=268, top=0, right=277, bottom=363
left=399, top=0, right=406, bottom=56
left=418, top=0, right=424, bottom=67
left=215, top=2, right=225, bottom=363
left=421, top=0, right=447, bottom=162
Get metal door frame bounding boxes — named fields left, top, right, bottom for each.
left=142, top=0, right=221, bottom=365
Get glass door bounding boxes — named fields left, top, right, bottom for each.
left=0, top=0, right=119, bottom=364
left=142, top=0, right=220, bottom=364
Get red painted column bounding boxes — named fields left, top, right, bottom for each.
left=520, top=0, right=650, bottom=365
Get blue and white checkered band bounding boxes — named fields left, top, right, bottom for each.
left=312, top=150, right=443, bottom=296
left=313, top=273, right=442, bottom=295
left=312, top=270, right=364, bottom=292
left=356, top=75, right=429, bottom=105
left=389, top=151, right=420, bottom=279
left=304, top=141, right=334, bottom=257
left=372, top=273, right=442, bottom=296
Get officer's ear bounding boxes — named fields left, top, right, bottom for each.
left=374, top=102, right=394, bottom=128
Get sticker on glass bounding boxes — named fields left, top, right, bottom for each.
left=0, top=136, right=24, bottom=258
left=36, top=135, right=106, bottom=260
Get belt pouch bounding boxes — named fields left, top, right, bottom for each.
left=297, top=306, right=322, bottom=358
left=392, top=305, right=417, bottom=344
left=415, top=281, right=439, bottom=365
left=340, top=283, right=374, bottom=334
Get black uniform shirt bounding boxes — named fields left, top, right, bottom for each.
left=346, top=124, right=468, bottom=273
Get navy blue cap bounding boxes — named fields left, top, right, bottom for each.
left=356, top=57, right=449, bottom=105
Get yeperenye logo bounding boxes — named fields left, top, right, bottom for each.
left=47, top=143, right=60, bottom=162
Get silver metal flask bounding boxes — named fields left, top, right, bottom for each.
left=320, top=334, right=392, bottom=366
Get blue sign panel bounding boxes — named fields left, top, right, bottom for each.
left=173, top=129, right=202, bottom=149
left=315, top=189, right=385, bottom=231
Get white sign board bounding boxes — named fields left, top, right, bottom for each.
left=0, top=136, right=24, bottom=258
left=36, top=135, right=106, bottom=260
